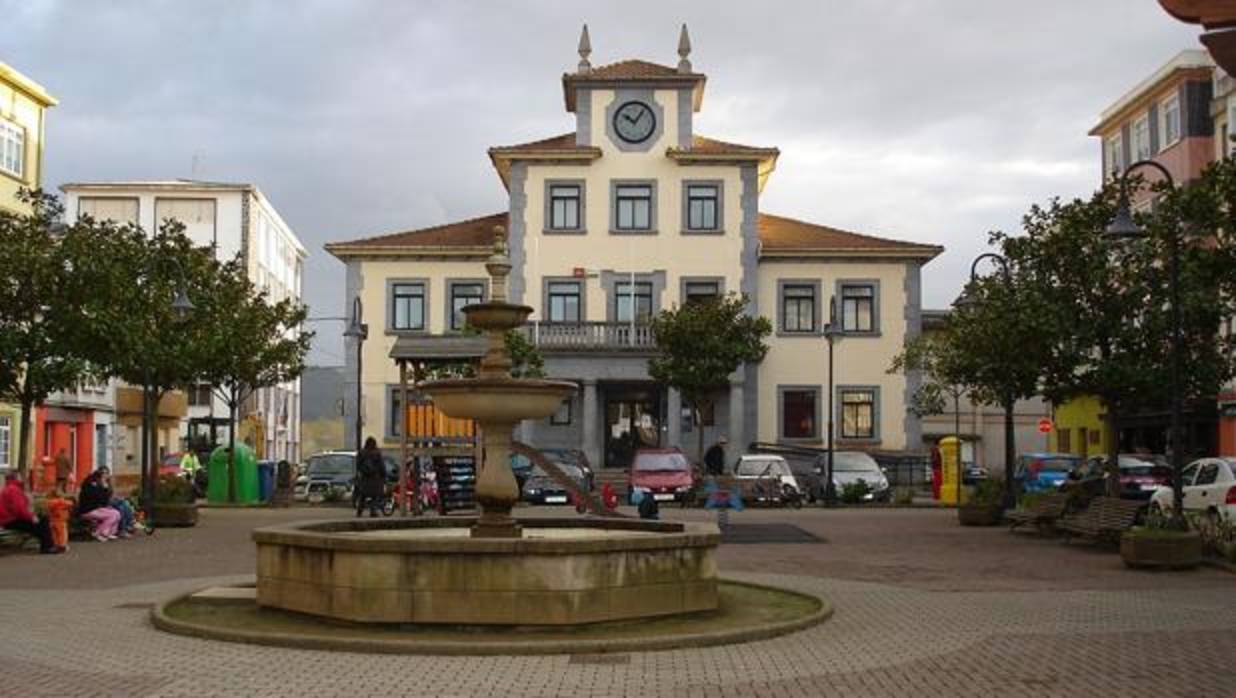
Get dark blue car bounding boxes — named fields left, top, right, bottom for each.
left=1013, top=453, right=1082, bottom=493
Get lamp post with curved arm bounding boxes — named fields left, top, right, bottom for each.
left=960, top=252, right=1014, bottom=508
left=342, top=297, right=368, bottom=497
left=1104, top=158, right=1186, bottom=524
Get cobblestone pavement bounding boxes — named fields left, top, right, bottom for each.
left=2, top=506, right=1233, bottom=697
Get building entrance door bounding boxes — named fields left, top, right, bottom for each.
left=604, top=387, right=661, bottom=469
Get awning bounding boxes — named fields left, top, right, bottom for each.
left=388, top=335, right=487, bottom=362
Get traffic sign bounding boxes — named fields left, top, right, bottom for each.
left=1037, top=418, right=1053, bottom=434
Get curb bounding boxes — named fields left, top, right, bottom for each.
left=151, top=579, right=832, bottom=656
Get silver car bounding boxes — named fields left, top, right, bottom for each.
left=814, top=451, right=890, bottom=502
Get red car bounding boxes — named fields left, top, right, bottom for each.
left=160, top=452, right=185, bottom=476
left=1086, top=455, right=1172, bottom=499
left=628, top=448, right=694, bottom=504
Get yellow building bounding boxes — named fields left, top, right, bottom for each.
left=325, top=28, right=943, bottom=469
left=0, top=60, right=56, bottom=474
left=1049, top=395, right=1112, bottom=459
left=0, top=61, right=56, bottom=214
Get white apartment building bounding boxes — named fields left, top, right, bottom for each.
left=325, top=30, right=943, bottom=471
left=59, top=180, right=307, bottom=471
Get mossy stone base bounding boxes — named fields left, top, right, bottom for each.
left=152, top=503, right=198, bottom=527
left=1120, top=530, right=1202, bottom=569
left=153, top=579, right=830, bottom=655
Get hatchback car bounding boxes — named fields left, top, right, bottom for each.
left=1014, top=453, right=1082, bottom=493
left=629, top=448, right=694, bottom=503
left=1087, top=455, right=1172, bottom=500
left=1149, top=457, right=1236, bottom=522
left=814, top=451, right=890, bottom=502
left=539, top=447, right=594, bottom=491
left=733, top=455, right=801, bottom=504
left=521, top=462, right=589, bottom=505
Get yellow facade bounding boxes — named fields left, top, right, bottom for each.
left=0, top=61, right=56, bottom=214
left=1050, top=395, right=1111, bottom=458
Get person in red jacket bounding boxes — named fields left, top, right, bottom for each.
left=0, top=472, right=61, bottom=554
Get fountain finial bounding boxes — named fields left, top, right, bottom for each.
left=486, top=225, right=511, bottom=303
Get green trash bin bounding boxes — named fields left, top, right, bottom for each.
left=206, top=443, right=260, bottom=504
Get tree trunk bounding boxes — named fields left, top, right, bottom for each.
left=17, top=391, right=33, bottom=485
left=1104, top=404, right=1121, bottom=497
left=228, top=396, right=238, bottom=504
left=149, top=387, right=162, bottom=502
left=696, top=399, right=707, bottom=467
left=1003, top=399, right=1016, bottom=510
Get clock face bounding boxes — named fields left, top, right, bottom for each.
left=612, top=100, right=656, bottom=144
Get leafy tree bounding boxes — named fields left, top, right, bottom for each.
left=0, top=190, right=96, bottom=478
left=200, top=260, right=312, bottom=502
left=648, top=293, right=771, bottom=460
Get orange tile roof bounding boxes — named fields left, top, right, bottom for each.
left=325, top=212, right=506, bottom=254
left=669, top=135, right=779, bottom=159
left=573, top=59, right=703, bottom=81
left=488, top=132, right=596, bottom=154
left=758, top=213, right=941, bottom=258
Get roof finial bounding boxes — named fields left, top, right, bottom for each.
left=577, top=24, right=592, bottom=74
left=677, top=23, right=692, bottom=73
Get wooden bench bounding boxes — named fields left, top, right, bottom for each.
left=0, top=526, right=34, bottom=551
left=1006, top=493, right=1071, bottom=532
left=1058, top=497, right=1145, bottom=543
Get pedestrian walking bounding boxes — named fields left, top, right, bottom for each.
left=704, top=437, right=728, bottom=476
left=355, top=436, right=386, bottom=518
left=54, top=448, right=72, bottom=492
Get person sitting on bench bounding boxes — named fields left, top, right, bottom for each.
left=77, top=470, right=121, bottom=541
left=0, top=472, right=61, bottom=554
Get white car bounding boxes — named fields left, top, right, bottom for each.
left=733, top=455, right=801, bottom=504
left=1148, top=457, right=1236, bottom=523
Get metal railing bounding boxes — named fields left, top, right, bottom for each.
left=523, top=321, right=657, bottom=352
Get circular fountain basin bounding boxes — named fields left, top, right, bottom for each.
left=253, top=518, right=720, bottom=626
left=419, top=378, right=577, bottom=421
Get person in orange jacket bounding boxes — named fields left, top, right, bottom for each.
left=45, top=487, right=74, bottom=551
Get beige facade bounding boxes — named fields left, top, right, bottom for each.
left=327, top=36, right=941, bottom=470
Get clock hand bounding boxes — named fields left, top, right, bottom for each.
left=623, top=112, right=639, bottom=124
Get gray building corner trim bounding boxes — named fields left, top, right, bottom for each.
left=677, top=88, right=692, bottom=148
left=543, top=178, right=587, bottom=235
left=604, top=87, right=665, bottom=153
left=239, top=190, right=252, bottom=270
left=575, top=88, right=591, bottom=146
left=836, top=384, right=882, bottom=444
left=776, top=384, right=821, bottom=442
left=444, top=277, right=489, bottom=332
left=833, top=277, right=882, bottom=337
left=384, top=277, right=431, bottom=334
left=508, top=162, right=528, bottom=303
left=903, top=262, right=923, bottom=450
left=343, top=259, right=364, bottom=449
left=739, top=163, right=761, bottom=443
left=598, top=269, right=668, bottom=321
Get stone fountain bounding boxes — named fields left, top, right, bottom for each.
left=418, top=226, right=576, bottom=539
left=250, top=227, right=720, bottom=625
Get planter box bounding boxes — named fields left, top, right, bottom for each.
left=152, top=503, right=199, bottom=527
left=958, top=504, right=1003, bottom=527
left=1120, top=530, right=1202, bottom=569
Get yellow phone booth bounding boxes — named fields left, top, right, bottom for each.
left=938, top=436, right=965, bottom=505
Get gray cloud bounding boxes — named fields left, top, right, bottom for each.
left=5, top=0, right=1200, bottom=364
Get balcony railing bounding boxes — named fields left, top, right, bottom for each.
left=522, top=321, right=657, bottom=352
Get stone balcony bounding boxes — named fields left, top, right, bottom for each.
left=521, top=321, right=656, bottom=354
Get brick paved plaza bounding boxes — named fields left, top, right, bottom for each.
left=2, top=506, right=1233, bottom=697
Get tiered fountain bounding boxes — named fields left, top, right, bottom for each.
left=248, top=227, right=721, bottom=626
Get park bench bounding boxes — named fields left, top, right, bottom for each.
left=1057, top=496, right=1145, bottom=543
left=0, top=526, right=34, bottom=551
left=1006, top=492, right=1071, bottom=532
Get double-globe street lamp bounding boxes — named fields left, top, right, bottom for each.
left=1105, top=159, right=1188, bottom=524
left=342, top=297, right=368, bottom=493
left=958, top=252, right=1016, bottom=509
left=823, top=298, right=843, bottom=507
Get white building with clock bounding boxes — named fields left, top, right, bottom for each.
left=326, top=26, right=943, bottom=470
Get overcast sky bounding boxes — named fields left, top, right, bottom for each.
left=6, top=0, right=1201, bottom=365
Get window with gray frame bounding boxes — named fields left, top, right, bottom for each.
left=684, top=280, right=720, bottom=304
left=841, top=284, right=875, bottom=332
left=548, top=183, right=582, bottom=230
left=685, top=183, right=719, bottom=230
left=781, top=389, right=818, bottom=440
left=547, top=281, right=582, bottom=322
left=391, top=282, right=426, bottom=331
left=615, top=184, right=653, bottom=231
left=840, top=389, right=876, bottom=439
left=449, top=282, right=484, bottom=331
left=615, top=281, right=654, bottom=322
left=389, top=389, right=403, bottom=438
left=781, top=284, right=817, bottom=333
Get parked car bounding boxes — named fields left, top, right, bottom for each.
left=733, top=455, right=802, bottom=505
left=629, top=447, right=694, bottom=503
left=294, top=451, right=359, bottom=502
left=1149, top=457, right=1236, bottom=522
left=521, top=462, right=589, bottom=505
left=746, top=442, right=824, bottom=500
left=814, top=451, right=891, bottom=502
left=1013, top=453, right=1082, bottom=493
left=509, top=453, right=534, bottom=490
left=160, top=452, right=184, bottom=476
left=1085, top=455, right=1172, bottom=500
left=961, top=462, right=989, bottom=485
left=539, top=447, right=594, bottom=491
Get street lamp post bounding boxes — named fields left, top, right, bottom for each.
left=965, top=252, right=1015, bottom=509
left=823, top=298, right=843, bottom=507
left=1105, top=159, right=1186, bottom=525
left=343, top=297, right=369, bottom=489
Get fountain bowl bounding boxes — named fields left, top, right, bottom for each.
left=460, top=301, right=533, bottom=330
left=420, top=377, right=577, bottom=422
left=253, top=517, right=720, bottom=625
